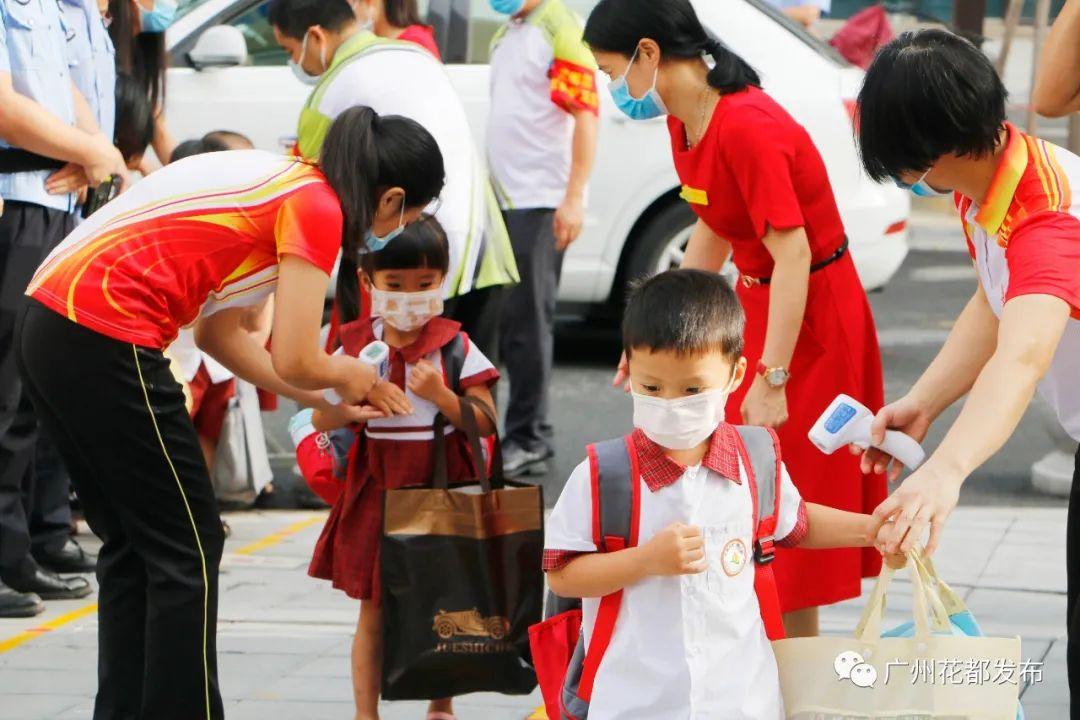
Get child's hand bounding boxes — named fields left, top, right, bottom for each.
left=871, top=518, right=909, bottom=569
left=640, top=522, right=706, bottom=576
left=314, top=404, right=384, bottom=431
left=366, top=381, right=413, bottom=416
left=406, top=359, right=448, bottom=403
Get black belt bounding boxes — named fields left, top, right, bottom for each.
left=739, top=237, right=849, bottom=288
left=0, top=148, right=65, bottom=174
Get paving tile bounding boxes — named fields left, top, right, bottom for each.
left=963, top=589, right=1066, bottom=641
left=1021, top=638, right=1068, bottom=708
left=0, top=668, right=96, bottom=696
left=0, top=695, right=83, bottom=720
left=229, top=700, right=356, bottom=720
left=979, top=543, right=1067, bottom=593
left=218, top=651, right=308, bottom=678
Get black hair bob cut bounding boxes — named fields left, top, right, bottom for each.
left=622, top=269, right=745, bottom=360
left=359, top=216, right=450, bottom=277
left=857, top=29, right=1007, bottom=183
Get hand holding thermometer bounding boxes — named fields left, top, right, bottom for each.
left=808, top=394, right=926, bottom=470
left=324, top=341, right=391, bottom=406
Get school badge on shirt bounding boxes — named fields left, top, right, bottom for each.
left=721, top=538, right=748, bottom=577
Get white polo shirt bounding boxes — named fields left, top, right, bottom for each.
left=955, top=123, right=1080, bottom=441
left=487, top=0, right=599, bottom=210
left=544, top=425, right=808, bottom=719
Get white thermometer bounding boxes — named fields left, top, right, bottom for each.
left=808, top=394, right=925, bottom=470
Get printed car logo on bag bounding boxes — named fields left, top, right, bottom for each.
left=432, top=608, right=513, bottom=655
left=721, top=538, right=748, bottom=576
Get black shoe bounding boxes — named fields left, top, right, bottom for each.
left=1, top=563, right=92, bottom=601
left=503, top=445, right=552, bottom=478
left=0, top=581, right=44, bottom=618
left=34, top=538, right=97, bottom=574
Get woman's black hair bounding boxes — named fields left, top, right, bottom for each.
left=382, top=0, right=424, bottom=28
left=857, top=29, right=1007, bottom=182
left=584, top=0, right=759, bottom=94
left=319, top=106, right=445, bottom=323
left=113, top=73, right=155, bottom=164
left=359, top=216, right=449, bottom=277
left=109, top=1, right=167, bottom=110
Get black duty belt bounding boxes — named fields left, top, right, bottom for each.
left=739, top=237, right=849, bottom=288
left=0, top=148, right=66, bottom=174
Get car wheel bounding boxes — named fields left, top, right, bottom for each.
left=434, top=619, right=455, bottom=639
left=624, top=203, right=737, bottom=289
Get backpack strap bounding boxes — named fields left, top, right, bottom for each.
left=734, top=425, right=786, bottom=641
left=572, top=434, right=640, bottom=705
left=440, top=332, right=467, bottom=394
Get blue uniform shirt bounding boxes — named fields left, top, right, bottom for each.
left=61, top=0, right=115, bottom=142
left=0, top=0, right=78, bottom=212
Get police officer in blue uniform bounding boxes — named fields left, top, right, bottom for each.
left=0, top=0, right=125, bottom=618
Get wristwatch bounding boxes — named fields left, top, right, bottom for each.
left=756, top=360, right=791, bottom=389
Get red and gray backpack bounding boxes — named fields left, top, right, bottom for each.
left=528, top=426, right=787, bottom=720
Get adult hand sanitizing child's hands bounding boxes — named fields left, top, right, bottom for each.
left=407, top=358, right=449, bottom=403
left=641, top=522, right=707, bottom=576
left=366, top=381, right=413, bottom=416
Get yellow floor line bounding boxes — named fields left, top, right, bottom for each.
left=0, top=513, right=325, bottom=655
left=232, top=515, right=324, bottom=556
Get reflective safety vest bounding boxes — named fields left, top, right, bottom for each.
left=295, top=32, right=519, bottom=296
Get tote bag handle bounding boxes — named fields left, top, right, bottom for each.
left=855, top=549, right=951, bottom=644
left=431, top=395, right=505, bottom=492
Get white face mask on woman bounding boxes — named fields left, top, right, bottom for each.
left=631, top=372, right=738, bottom=450
left=369, top=288, right=443, bottom=332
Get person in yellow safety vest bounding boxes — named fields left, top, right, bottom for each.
left=270, top=0, right=518, bottom=359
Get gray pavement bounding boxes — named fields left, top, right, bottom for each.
left=0, top=505, right=1067, bottom=718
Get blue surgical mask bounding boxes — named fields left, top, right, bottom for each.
left=365, top=199, right=406, bottom=252
left=894, top=168, right=949, bottom=198
left=608, top=47, right=668, bottom=121
left=288, top=32, right=326, bottom=87
left=139, top=0, right=176, bottom=33
left=489, top=0, right=526, bottom=15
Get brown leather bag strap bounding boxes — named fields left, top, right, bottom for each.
left=460, top=395, right=504, bottom=489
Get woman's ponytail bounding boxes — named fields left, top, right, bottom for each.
left=703, top=38, right=760, bottom=94
left=321, top=106, right=381, bottom=324
left=585, top=0, right=760, bottom=94
left=319, top=106, right=446, bottom=324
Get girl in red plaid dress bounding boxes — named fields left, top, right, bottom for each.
left=304, top=219, right=498, bottom=720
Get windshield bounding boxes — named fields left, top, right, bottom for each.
left=741, top=0, right=850, bottom=67
left=177, top=0, right=214, bottom=22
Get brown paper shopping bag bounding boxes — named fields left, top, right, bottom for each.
left=773, top=550, right=1021, bottom=719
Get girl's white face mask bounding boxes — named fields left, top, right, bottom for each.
left=370, top=288, right=443, bottom=332
left=631, top=374, right=737, bottom=450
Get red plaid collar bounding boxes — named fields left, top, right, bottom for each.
left=632, top=424, right=742, bottom=492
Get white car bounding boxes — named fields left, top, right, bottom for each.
left=165, top=0, right=909, bottom=311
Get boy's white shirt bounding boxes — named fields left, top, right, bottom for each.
left=545, top=450, right=804, bottom=720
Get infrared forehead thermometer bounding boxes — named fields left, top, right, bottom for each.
left=324, top=341, right=391, bottom=406
left=809, top=394, right=926, bottom=470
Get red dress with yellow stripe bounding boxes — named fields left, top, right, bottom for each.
left=308, top=317, right=499, bottom=603
left=668, top=86, right=886, bottom=611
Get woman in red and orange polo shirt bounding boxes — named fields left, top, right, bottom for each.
left=587, top=0, right=885, bottom=637
left=16, top=107, right=443, bottom=720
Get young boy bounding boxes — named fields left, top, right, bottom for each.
left=544, top=269, right=898, bottom=719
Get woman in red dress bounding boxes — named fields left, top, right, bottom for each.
left=587, top=0, right=886, bottom=636
left=349, top=0, right=442, bottom=59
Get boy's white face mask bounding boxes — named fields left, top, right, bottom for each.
left=370, top=288, right=443, bottom=332
left=631, top=373, right=737, bottom=450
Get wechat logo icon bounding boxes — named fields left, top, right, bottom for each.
left=834, top=651, right=877, bottom=689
